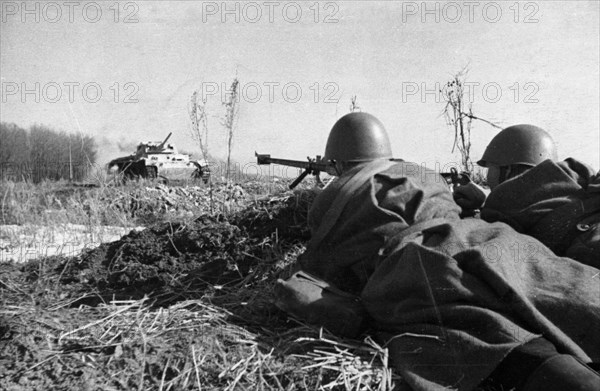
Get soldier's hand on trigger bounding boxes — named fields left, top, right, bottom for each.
left=453, top=182, right=488, bottom=210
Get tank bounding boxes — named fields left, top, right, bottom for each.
left=107, top=132, right=210, bottom=183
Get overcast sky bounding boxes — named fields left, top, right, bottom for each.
left=1, top=1, right=598, bottom=171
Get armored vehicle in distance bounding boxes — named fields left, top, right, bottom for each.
left=107, top=133, right=210, bottom=183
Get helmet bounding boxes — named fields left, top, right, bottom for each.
left=323, top=112, right=393, bottom=163
left=477, top=124, right=557, bottom=167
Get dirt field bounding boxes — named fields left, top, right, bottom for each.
left=0, top=181, right=397, bottom=390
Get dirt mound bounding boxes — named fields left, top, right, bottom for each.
left=56, top=217, right=254, bottom=301
left=15, top=190, right=315, bottom=307
left=233, top=189, right=316, bottom=240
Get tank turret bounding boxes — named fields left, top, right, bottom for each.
left=157, top=132, right=172, bottom=150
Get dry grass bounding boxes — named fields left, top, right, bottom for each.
left=0, top=179, right=400, bottom=390
left=1, top=177, right=290, bottom=226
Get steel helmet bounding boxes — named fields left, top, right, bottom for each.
left=477, top=124, right=557, bottom=167
left=323, top=112, right=393, bottom=163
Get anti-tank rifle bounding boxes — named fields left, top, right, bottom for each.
left=255, top=153, right=339, bottom=189
left=257, top=152, right=471, bottom=190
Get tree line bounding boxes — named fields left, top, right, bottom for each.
left=0, top=123, right=97, bottom=183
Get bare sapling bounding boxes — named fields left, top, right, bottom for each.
left=189, top=90, right=215, bottom=214
left=441, top=67, right=501, bottom=173
left=189, top=91, right=210, bottom=163
left=221, top=78, right=240, bottom=185
left=349, top=95, right=361, bottom=112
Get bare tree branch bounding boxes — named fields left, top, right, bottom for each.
left=349, top=95, right=361, bottom=112
left=441, top=67, right=501, bottom=172
left=189, top=91, right=209, bottom=162
left=221, top=78, right=240, bottom=184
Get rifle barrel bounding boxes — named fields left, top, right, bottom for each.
left=256, top=153, right=328, bottom=172
left=268, top=157, right=326, bottom=171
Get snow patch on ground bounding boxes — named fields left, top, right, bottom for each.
left=0, top=224, right=145, bottom=263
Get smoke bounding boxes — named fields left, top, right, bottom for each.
left=95, top=136, right=138, bottom=166
left=117, top=140, right=139, bottom=153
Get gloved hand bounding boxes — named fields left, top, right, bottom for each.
left=453, top=182, right=487, bottom=210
